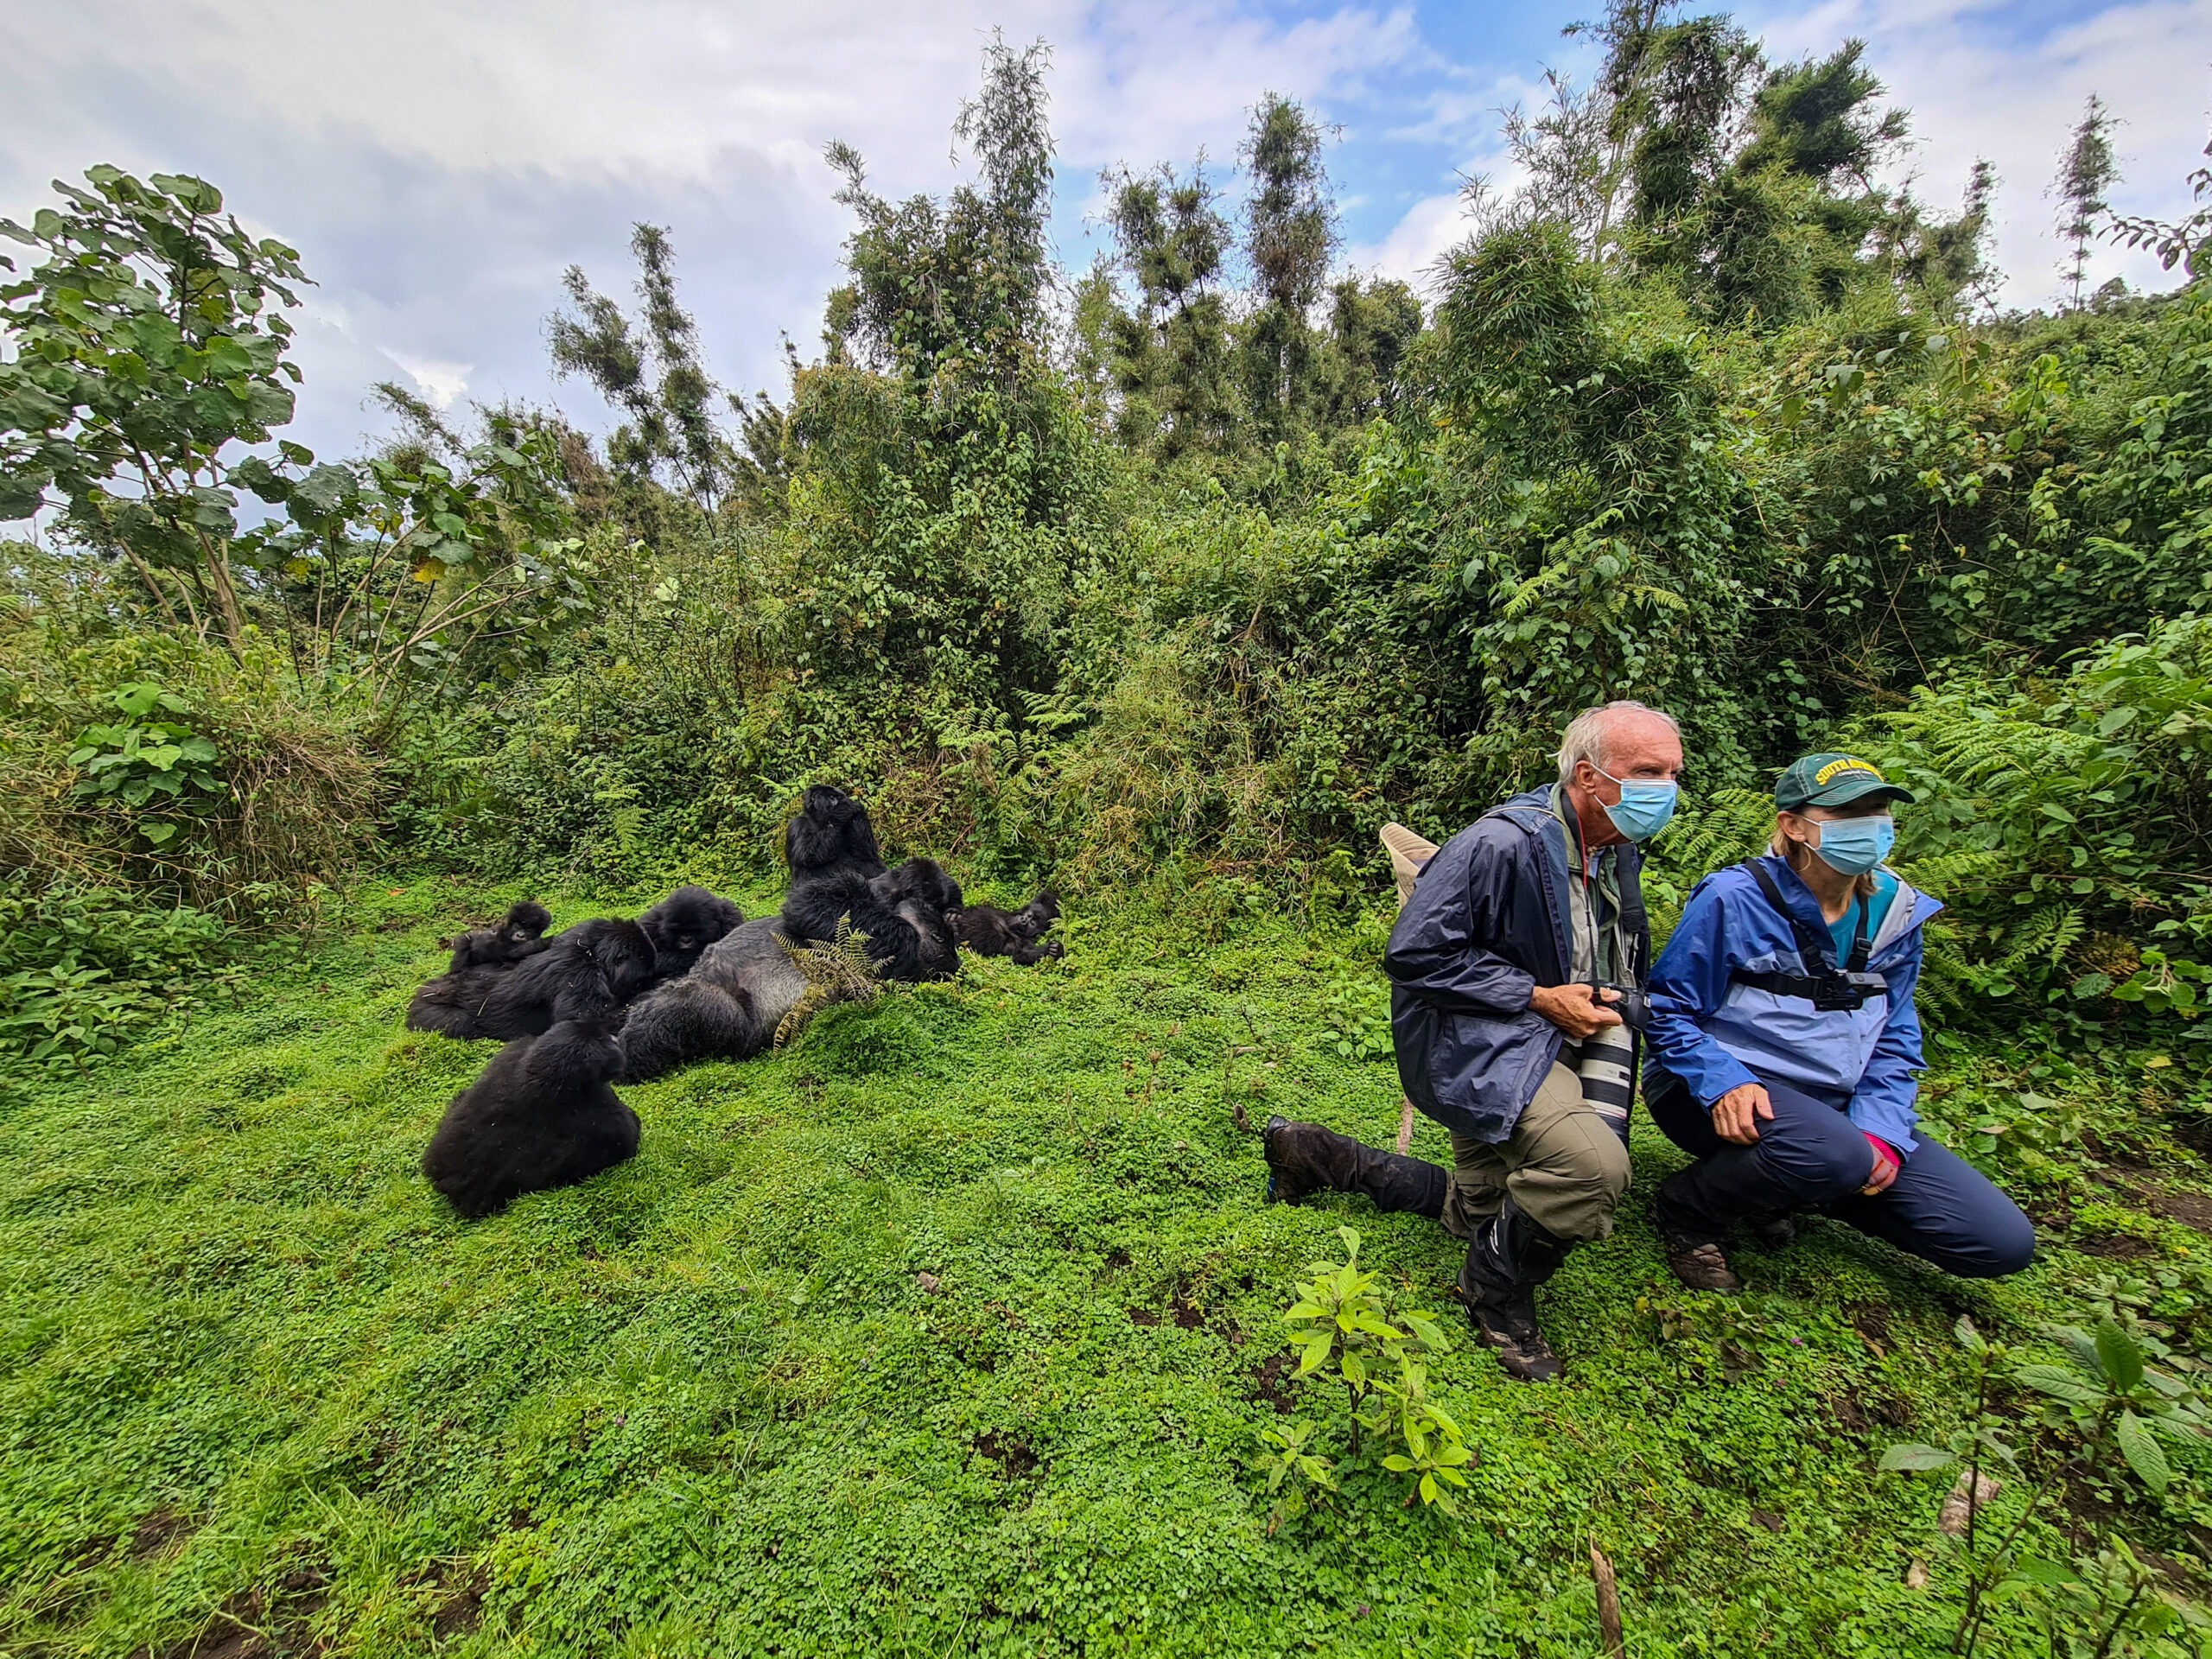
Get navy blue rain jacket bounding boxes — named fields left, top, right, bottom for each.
left=1383, top=788, right=1649, bottom=1144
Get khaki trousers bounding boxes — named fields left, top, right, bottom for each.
left=1439, top=1062, right=1632, bottom=1244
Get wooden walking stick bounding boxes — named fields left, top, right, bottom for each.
left=1377, top=823, right=1438, bottom=1157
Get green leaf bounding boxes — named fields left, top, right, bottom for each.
left=1381, top=1454, right=1414, bottom=1472
left=2094, top=1321, right=2145, bottom=1393
left=2117, top=1409, right=2172, bottom=1493
left=1878, top=1444, right=1957, bottom=1472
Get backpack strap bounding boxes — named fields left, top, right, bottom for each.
left=1733, top=861, right=1880, bottom=1008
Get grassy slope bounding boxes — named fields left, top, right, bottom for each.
left=0, top=878, right=2183, bottom=1658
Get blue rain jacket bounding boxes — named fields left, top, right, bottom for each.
left=1644, top=855, right=1940, bottom=1152
left=1384, top=788, right=1649, bottom=1144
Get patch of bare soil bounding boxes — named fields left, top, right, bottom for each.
left=971, top=1431, right=1039, bottom=1478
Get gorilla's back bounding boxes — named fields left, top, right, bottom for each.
left=700, top=917, right=806, bottom=1035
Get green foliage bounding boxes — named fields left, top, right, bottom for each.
left=0, top=874, right=233, bottom=1067
left=0, top=166, right=307, bottom=645
left=1281, top=1225, right=1471, bottom=1512
left=66, top=681, right=224, bottom=847
left=2013, top=1320, right=2210, bottom=1497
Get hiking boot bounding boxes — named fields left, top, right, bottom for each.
left=1457, top=1198, right=1572, bottom=1382
left=1262, top=1116, right=1446, bottom=1218
left=1662, top=1229, right=1742, bottom=1293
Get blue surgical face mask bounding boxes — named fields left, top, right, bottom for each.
left=1811, top=815, right=1895, bottom=875
left=1593, top=766, right=1678, bottom=842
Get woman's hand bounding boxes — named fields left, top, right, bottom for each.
left=1528, top=982, right=1624, bottom=1040
left=1710, top=1083, right=1772, bottom=1145
left=1861, top=1134, right=1901, bottom=1197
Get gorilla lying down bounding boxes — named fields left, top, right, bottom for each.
left=421, top=1018, right=639, bottom=1218
left=407, top=886, right=746, bottom=1042
left=407, top=917, right=659, bottom=1042
left=619, top=785, right=963, bottom=1081
left=955, top=889, right=1062, bottom=964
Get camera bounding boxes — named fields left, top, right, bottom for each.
left=1595, top=984, right=1649, bottom=1032
left=1810, top=970, right=1888, bottom=1013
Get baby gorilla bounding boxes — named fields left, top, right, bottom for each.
left=444, top=900, right=553, bottom=973
left=954, top=889, right=1062, bottom=965
left=421, top=1018, right=639, bottom=1219
left=638, top=887, right=745, bottom=985
left=407, top=918, right=658, bottom=1042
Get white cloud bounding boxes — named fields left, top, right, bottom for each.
left=383, top=352, right=475, bottom=411
left=1739, top=0, right=2212, bottom=308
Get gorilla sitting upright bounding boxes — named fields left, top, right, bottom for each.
left=638, top=887, right=745, bottom=985
left=617, top=787, right=959, bottom=1082
left=421, top=1018, right=639, bottom=1219
left=779, top=783, right=890, bottom=942
left=408, top=918, right=658, bottom=1042
left=444, top=900, right=553, bottom=973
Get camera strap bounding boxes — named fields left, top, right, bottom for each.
left=1731, top=860, right=1872, bottom=1003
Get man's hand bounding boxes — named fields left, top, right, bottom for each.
left=1710, top=1083, right=1772, bottom=1145
left=1528, top=982, right=1625, bottom=1041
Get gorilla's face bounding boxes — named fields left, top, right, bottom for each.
left=896, top=901, right=959, bottom=978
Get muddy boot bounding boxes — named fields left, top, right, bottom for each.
left=1656, top=1172, right=1742, bottom=1292
left=1262, top=1116, right=1446, bottom=1218
left=1456, top=1197, right=1571, bottom=1382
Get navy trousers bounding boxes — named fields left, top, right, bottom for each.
left=1644, top=1066, right=2036, bottom=1279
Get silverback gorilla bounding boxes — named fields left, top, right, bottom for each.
left=407, top=918, right=658, bottom=1041
left=443, top=900, right=553, bottom=973
left=618, top=786, right=959, bottom=1082
left=421, top=1018, right=639, bottom=1218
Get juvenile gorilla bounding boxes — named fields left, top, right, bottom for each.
left=407, top=918, right=658, bottom=1041
left=617, top=791, right=959, bottom=1081
left=421, top=1019, right=639, bottom=1219
left=955, top=889, right=1062, bottom=964
left=638, top=887, right=745, bottom=984
left=444, top=900, right=553, bottom=973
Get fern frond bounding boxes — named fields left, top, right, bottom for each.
left=772, top=918, right=882, bottom=1051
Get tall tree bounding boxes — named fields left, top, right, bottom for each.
left=1100, top=162, right=1239, bottom=457
left=1240, top=94, right=1338, bottom=442
left=2054, top=94, right=2120, bottom=310
left=549, top=223, right=731, bottom=514
left=823, top=33, right=1056, bottom=385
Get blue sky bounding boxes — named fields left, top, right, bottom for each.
left=4, top=0, right=2207, bottom=467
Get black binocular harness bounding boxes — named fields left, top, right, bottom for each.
left=1729, top=861, right=1890, bottom=1013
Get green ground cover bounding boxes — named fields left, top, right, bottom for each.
left=0, top=879, right=2202, bottom=1658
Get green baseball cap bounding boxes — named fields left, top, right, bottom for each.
left=1775, top=753, right=1916, bottom=812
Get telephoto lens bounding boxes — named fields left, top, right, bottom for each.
left=1577, top=1018, right=1637, bottom=1147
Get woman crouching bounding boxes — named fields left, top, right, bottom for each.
left=1643, top=753, right=2035, bottom=1290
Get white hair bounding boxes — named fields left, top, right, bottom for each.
left=1557, top=701, right=1681, bottom=784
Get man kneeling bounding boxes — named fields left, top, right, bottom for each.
left=1263, top=702, right=1682, bottom=1381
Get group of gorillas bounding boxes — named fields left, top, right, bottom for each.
left=408, top=785, right=1060, bottom=1221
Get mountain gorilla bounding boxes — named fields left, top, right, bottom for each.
left=407, top=918, right=658, bottom=1042
left=638, top=887, right=745, bottom=985
left=444, top=900, right=553, bottom=973
left=617, top=787, right=959, bottom=1082
left=779, top=783, right=890, bottom=941
left=955, top=889, right=1063, bottom=965
left=421, top=1018, right=639, bottom=1219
